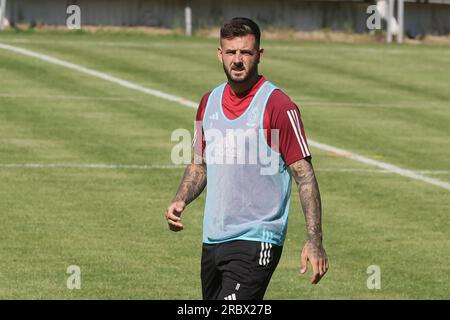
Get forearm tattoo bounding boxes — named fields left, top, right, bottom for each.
left=173, top=163, right=207, bottom=205
left=289, top=159, right=323, bottom=248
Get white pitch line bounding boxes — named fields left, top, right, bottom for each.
left=309, top=140, right=450, bottom=190
left=0, top=163, right=449, bottom=175
left=0, top=93, right=137, bottom=101
left=0, top=43, right=197, bottom=109
left=316, top=168, right=450, bottom=175
left=297, top=101, right=446, bottom=109
left=415, top=170, right=450, bottom=175
left=0, top=43, right=449, bottom=191
left=0, top=163, right=185, bottom=170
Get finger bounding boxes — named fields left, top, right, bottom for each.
left=166, top=208, right=181, bottom=221
left=318, top=260, right=324, bottom=277
left=300, top=251, right=308, bottom=274
left=311, top=272, right=322, bottom=284
left=320, top=258, right=328, bottom=276
left=169, top=224, right=183, bottom=232
left=310, top=259, right=321, bottom=284
left=311, top=270, right=321, bottom=284
left=322, top=259, right=329, bottom=275
left=168, top=223, right=183, bottom=232
left=167, top=218, right=183, bottom=229
left=311, top=258, right=320, bottom=276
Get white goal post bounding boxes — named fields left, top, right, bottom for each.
left=384, top=0, right=404, bottom=44
left=397, top=0, right=404, bottom=43
left=0, top=0, right=6, bottom=31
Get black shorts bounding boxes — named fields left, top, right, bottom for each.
left=201, top=240, right=283, bottom=300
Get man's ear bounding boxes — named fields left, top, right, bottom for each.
left=258, top=47, right=264, bottom=64
left=217, top=47, right=223, bottom=63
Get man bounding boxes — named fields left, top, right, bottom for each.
left=165, top=17, right=328, bottom=300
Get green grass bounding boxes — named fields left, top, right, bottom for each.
left=0, top=30, right=449, bottom=299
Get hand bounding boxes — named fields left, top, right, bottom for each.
left=165, top=200, right=186, bottom=232
left=300, top=240, right=329, bottom=284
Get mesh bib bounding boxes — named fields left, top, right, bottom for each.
left=202, top=81, right=292, bottom=246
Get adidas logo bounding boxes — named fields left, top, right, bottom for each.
left=224, top=293, right=237, bottom=300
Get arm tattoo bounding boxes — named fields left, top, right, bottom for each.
left=289, top=159, right=324, bottom=249
left=173, top=163, right=207, bottom=205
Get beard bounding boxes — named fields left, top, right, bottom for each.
left=223, top=61, right=258, bottom=84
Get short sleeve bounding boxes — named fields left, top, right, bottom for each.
left=266, top=90, right=311, bottom=166
left=192, top=92, right=210, bottom=159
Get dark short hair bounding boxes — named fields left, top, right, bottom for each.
left=220, top=17, right=261, bottom=47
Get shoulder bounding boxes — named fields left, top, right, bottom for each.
left=269, top=88, right=294, bottom=104
left=196, top=91, right=212, bottom=121
left=267, top=89, right=299, bottom=112
left=200, top=91, right=212, bottom=105
left=266, top=88, right=301, bottom=125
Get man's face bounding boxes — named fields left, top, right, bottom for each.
left=218, top=34, right=264, bottom=84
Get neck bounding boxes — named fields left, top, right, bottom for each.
left=228, top=73, right=260, bottom=97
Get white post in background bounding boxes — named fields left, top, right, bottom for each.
left=0, top=0, right=6, bottom=31
left=185, top=6, right=192, bottom=36
left=397, top=0, right=404, bottom=43
left=386, top=0, right=394, bottom=43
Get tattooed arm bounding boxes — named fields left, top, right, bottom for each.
left=288, top=158, right=329, bottom=284
left=165, top=159, right=207, bottom=232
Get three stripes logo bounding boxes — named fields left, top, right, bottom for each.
left=286, top=109, right=310, bottom=157
left=224, top=293, right=237, bottom=300
left=258, top=242, right=272, bottom=266
left=209, top=112, right=219, bottom=121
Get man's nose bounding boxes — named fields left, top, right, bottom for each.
left=232, top=52, right=243, bottom=64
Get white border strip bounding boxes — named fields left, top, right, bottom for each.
left=0, top=43, right=449, bottom=191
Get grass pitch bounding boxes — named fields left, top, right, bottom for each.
left=0, top=30, right=449, bottom=299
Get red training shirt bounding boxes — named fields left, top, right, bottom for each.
left=193, top=76, right=311, bottom=166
